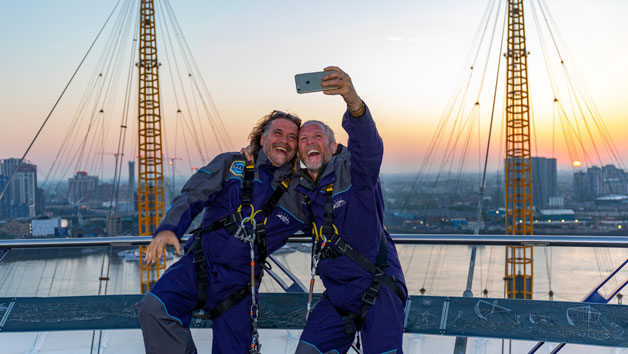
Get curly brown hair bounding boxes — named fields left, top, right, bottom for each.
left=248, top=110, right=302, bottom=154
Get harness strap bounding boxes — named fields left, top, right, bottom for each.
left=189, top=161, right=291, bottom=317
left=192, top=233, right=209, bottom=311
left=321, top=185, right=334, bottom=236
left=326, top=233, right=378, bottom=274
left=253, top=178, right=290, bottom=269
left=331, top=295, right=360, bottom=334
left=209, top=283, right=251, bottom=319
left=313, top=184, right=404, bottom=334
left=261, top=179, right=290, bottom=216
left=241, top=162, right=255, bottom=204
left=191, top=273, right=263, bottom=320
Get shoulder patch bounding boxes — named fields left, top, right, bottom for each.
left=229, top=161, right=246, bottom=177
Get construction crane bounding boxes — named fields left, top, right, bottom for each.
left=137, top=0, right=167, bottom=293
left=504, top=0, right=534, bottom=299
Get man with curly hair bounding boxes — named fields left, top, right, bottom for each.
left=137, top=110, right=306, bottom=354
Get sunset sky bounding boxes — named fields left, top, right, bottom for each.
left=1, top=0, right=627, bottom=180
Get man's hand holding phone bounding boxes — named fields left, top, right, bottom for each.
left=295, top=66, right=362, bottom=111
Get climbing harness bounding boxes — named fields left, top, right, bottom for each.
left=305, top=184, right=336, bottom=320
left=305, top=183, right=405, bottom=341
left=188, top=161, right=291, bottom=353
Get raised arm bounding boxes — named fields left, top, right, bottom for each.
left=321, top=66, right=383, bottom=186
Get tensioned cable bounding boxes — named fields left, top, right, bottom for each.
left=537, top=0, right=626, bottom=243
left=404, top=0, right=500, bottom=213
left=0, top=0, right=122, bottom=203
left=163, top=0, right=233, bottom=150
left=530, top=0, right=559, bottom=296
left=157, top=2, right=210, bottom=163
left=90, top=4, right=136, bottom=177
left=175, top=111, right=195, bottom=172
left=476, top=0, right=507, bottom=222
left=156, top=2, right=209, bottom=164
left=42, top=0, right=127, bottom=189
left=409, top=1, right=502, bottom=291
left=464, top=0, right=507, bottom=301
left=420, top=244, right=438, bottom=293
left=78, top=4, right=131, bottom=176
left=537, top=0, right=623, bottom=169
left=428, top=246, right=446, bottom=293
left=161, top=0, right=230, bottom=155
left=43, top=0, right=133, bottom=200
left=43, top=72, right=101, bottom=189
left=409, top=0, right=497, bottom=188
left=534, top=0, right=626, bottom=294
left=107, top=1, right=140, bottom=233
left=536, top=0, right=619, bottom=172
left=427, top=0, right=504, bottom=220
left=74, top=0, right=133, bottom=177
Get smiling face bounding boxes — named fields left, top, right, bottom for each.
left=260, top=118, right=299, bottom=167
left=298, top=122, right=338, bottom=179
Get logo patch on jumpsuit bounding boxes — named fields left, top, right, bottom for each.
left=333, top=198, right=346, bottom=210
left=229, top=161, right=245, bottom=177
left=276, top=212, right=290, bottom=225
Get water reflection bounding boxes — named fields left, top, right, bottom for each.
left=0, top=244, right=627, bottom=303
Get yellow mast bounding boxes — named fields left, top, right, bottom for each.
left=137, top=0, right=167, bottom=293
left=504, top=0, right=534, bottom=299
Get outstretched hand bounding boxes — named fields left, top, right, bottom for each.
left=146, top=230, right=181, bottom=264
left=321, top=66, right=362, bottom=111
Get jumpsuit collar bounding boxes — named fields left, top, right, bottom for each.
left=254, top=149, right=294, bottom=183
left=299, top=145, right=346, bottom=190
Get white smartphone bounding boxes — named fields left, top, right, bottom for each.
left=295, top=71, right=339, bottom=94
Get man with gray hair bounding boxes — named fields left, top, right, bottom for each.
left=295, top=66, right=407, bottom=353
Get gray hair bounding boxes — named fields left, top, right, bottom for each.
left=301, top=120, right=336, bottom=144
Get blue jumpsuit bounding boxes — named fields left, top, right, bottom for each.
left=137, top=151, right=305, bottom=354
left=296, top=106, right=408, bottom=354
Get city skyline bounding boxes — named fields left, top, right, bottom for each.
left=1, top=0, right=627, bottom=179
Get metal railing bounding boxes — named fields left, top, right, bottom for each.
left=2, top=234, right=628, bottom=249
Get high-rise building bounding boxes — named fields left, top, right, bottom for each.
left=0, top=175, right=11, bottom=219
left=531, top=157, right=558, bottom=208
left=0, top=158, right=38, bottom=218
left=574, top=165, right=628, bottom=200
left=573, top=171, right=586, bottom=200
left=128, top=161, right=135, bottom=193
left=36, top=187, right=46, bottom=215
left=68, top=171, right=98, bottom=204
left=601, top=165, right=628, bottom=195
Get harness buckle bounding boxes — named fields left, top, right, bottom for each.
left=192, top=251, right=206, bottom=264
left=232, top=225, right=247, bottom=241
left=361, top=289, right=378, bottom=306
left=331, top=236, right=349, bottom=252
left=375, top=265, right=386, bottom=277
left=342, top=315, right=357, bottom=333
left=362, top=275, right=384, bottom=305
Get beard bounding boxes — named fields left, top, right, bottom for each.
left=302, top=158, right=323, bottom=171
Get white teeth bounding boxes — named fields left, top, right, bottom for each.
left=276, top=147, right=287, bottom=152
left=307, top=149, right=320, bottom=156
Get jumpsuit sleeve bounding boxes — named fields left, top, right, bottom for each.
left=341, top=104, right=383, bottom=189
left=154, top=153, right=236, bottom=239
